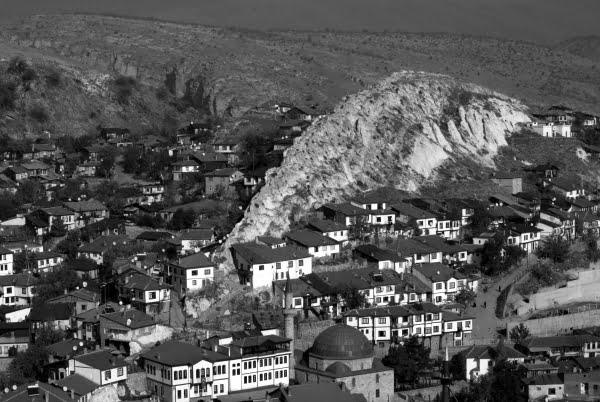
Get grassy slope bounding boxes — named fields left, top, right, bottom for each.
left=0, top=14, right=599, bottom=140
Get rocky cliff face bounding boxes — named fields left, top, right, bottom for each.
left=221, top=71, right=530, bottom=266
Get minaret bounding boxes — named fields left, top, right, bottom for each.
left=283, top=276, right=295, bottom=381
left=440, top=347, right=451, bottom=402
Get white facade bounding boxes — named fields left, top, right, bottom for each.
left=172, top=266, right=214, bottom=295
left=68, top=359, right=128, bottom=386
left=235, top=254, right=313, bottom=289
left=0, top=250, right=14, bottom=276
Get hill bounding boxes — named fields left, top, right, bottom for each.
left=1, top=0, right=599, bottom=43
left=218, top=71, right=530, bottom=267
left=1, top=14, right=599, bottom=139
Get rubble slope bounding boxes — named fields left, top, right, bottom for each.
left=221, top=71, right=530, bottom=267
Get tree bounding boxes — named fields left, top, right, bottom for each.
left=382, top=336, right=431, bottom=386
left=489, top=360, right=527, bottom=402
left=49, top=218, right=67, bottom=238
left=454, top=288, right=477, bottom=308
left=480, top=235, right=505, bottom=276
left=504, top=244, right=526, bottom=267
left=0, top=198, right=17, bottom=221
left=96, top=147, right=115, bottom=178
left=54, top=230, right=81, bottom=258
left=32, top=267, right=80, bottom=306
left=467, top=203, right=492, bottom=236
left=122, top=146, right=140, bottom=174
left=537, top=234, right=570, bottom=263
left=337, top=287, right=369, bottom=310
left=509, top=322, right=531, bottom=343
left=170, top=208, right=197, bottom=230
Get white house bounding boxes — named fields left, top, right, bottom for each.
left=506, top=224, right=543, bottom=254
left=142, top=336, right=292, bottom=402
left=391, top=202, right=438, bottom=236
left=168, top=253, right=215, bottom=295
left=285, top=230, right=341, bottom=259
left=68, top=350, right=128, bottom=386
left=231, top=242, right=313, bottom=288
left=412, top=263, right=476, bottom=305
left=463, top=345, right=526, bottom=381
left=0, top=274, right=36, bottom=306
left=0, top=246, right=14, bottom=276
left=307, top=218, right=349, bottom=245
left=32, top=251, right=64, bottom=273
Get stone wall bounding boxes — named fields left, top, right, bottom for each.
left=516, top=267, right=600, bottom=315
left=397, top=381, right=467, bottom=402
left=507, top=308, right=600, bottom=337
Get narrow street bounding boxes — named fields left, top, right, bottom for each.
left=471, top=254, right=537, bottom=340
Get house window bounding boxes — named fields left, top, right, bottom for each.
left=433, top=326, right=440, bottom=332
left=204, top=269, right=211, bottom=275
left=415, top=328, right=422, bottom=334
left=376, top=390, right=380, bottom=398
left=294, top=299, right=302, bottom=307
left=149, top=292, right=156, bottom=299
left=414, top=316, right=421, bottom=322
left=192, top=270, right=198, bottom=276
left=465, top=321, right=471, bottom=328
left=449, top=282, right=455, bottom=289
left=447, top=323, right=453, bottom=330
left=299, top=260, right=304, bottom=266
left=288, top=261, right=294, bottom=268
left=433, top=313, right=439, bottom=320
left=435, top=283, right=442, bottom=290
left=378, top=318, right=386, bottom=324
left=276, top=263, right=281, bottom=269
left=378, top=331, right=386, bottom=337
left=118, top=367, right=123, bottom=376
left=6, top=288, right=11, bottom=294
left=259, top=265, right=264, bottom=271
left=105, top=370, right=111, bottom=381
left=425, top=328, right=432, bottom=334
left=361, top=318, right=369, bottom=324
left=192, top=280, right=197, bottom=286
left=548, top=388, right=556, bottom=395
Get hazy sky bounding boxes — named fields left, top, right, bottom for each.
left=2, top=0, right=599, bottom=44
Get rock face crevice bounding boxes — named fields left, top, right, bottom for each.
left=220, top=71, right=530, bottom=267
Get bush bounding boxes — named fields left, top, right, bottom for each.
left=29, top=104, right=49, bottom=123
left=21, top=67, right=37, bottom=83
left=114, top=75, right=137, bottom=104
left=45, top=70, right=62, bottom=87
left=0, top=81, right=17, bottom=110
left=7, top=56, right=28, bottom=75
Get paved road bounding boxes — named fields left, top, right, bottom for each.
left=471, top=254, right=537, bottom=340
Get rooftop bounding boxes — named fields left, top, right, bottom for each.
left=413, top=263, right=467, bottom=282
left=55, top=374, right=98, bottom=397
left=63, top=198, right=107, bottom=212
left=307, top=218, right=348, bottom=233
left=286, top=229, right=339, bottom=247
left=75, top=349, right=127, bottom=370
left=170, top=252, right=214, bottom=269
left=100, top=308, right=156, bottom=329
left=231, top=243, right=311, bottom=265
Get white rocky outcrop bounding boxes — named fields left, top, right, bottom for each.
left=220, top=71, right=530, bottom=268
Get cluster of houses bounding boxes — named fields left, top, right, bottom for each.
left=526, top=105, right=600, bottom=138
left=458, top=332, right=600, bottom=401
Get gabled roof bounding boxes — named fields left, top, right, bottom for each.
left=56, top=374, right=98, bottom=396
left=462, top=344, right=525, bottom=360
left=78, top=236, right=129, bottom=253
left=31, top=251, right=63, bottom=261
left=230, top=334, right=290, bottom=348
left=413, top=263, right=467, bottom=282
left=121, top=273, right=170, bottom=292
left=75, top=350, right=127, bottom=370
left=354, top=244, right=404, bottom=262
left=286, top=229, right=339, bottom=247
left=29, top=303, right=73, bottom=321
left=192, top=152, right=228, bottom=163
left=524, top=373, right=563, bottom=386
left=204, top=168, right=241, bottom=177
left=0, top=246, right=13, bottom=255
left=100, top=308, right=156, bottom=329
left=544, top=177, right=582, bottom=192
left=394, top=238, right=438, bottom=255
left=136, top=231, right=173, bottom=241
left=390, top=202, right=437, bottom=220
left=63, top=198, right=107, bottom=212
left=47, top=339, right=95, bottom=358
left=231, top=243, right=311, bottom=265
left=142, top=340, right=232, bottom=366
left=307, top=218, right=348, bottom=233
left=180, top=229, right=213, bottom=241
left=47, top=288, right=99, bottom=303
left=321, top=203, right=370, bottom=217
left=2, top=382, right=74, bottom=402
left=520, top=335, right=600, bottom=350
left=491, top=171, right=522, bottom=179
left=170, top=252, right=214, bottom=269
left=41, top=207, right=74, bottom=216
left=0, top=274, right=37, bottom=287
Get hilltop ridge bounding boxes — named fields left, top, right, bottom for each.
left=220, top=71, right=530, bottom=267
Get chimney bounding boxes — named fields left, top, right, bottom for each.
left=45, top=391, right=49, bottom=402
left=70, top=389, right=74, bottom=400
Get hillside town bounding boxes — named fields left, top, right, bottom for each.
left=1, top=89, right=600, bottom=402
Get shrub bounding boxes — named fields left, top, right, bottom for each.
left=7, top=56, right=28, bottom=75
left=0, top=81, right=17, bottom=110
left=45, top=70, right=62, bottom=87
left=113, top=75, right=137, bottom=104
left=29, top=104, right=49, bottom=123
left=21, top=67, right=37, bottom=83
